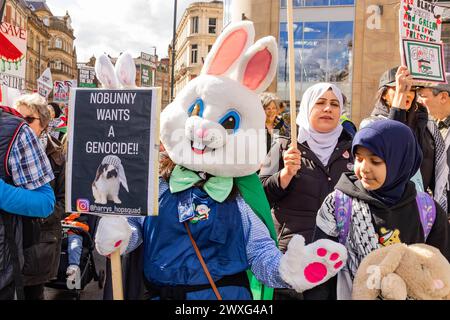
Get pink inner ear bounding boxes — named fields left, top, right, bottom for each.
left=243, top=48, right=272, bottom=91
left=207, top=29, right=248, bottom=75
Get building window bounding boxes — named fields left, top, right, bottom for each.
left=55, top=38, right=62, bottom=49
left=191, top=16, right=199, bottom=34
left=5, top=5, right=11, bottom=23
left=208, top=45, right=213, bottom=53
left=29, top=59, right=34, bottom=80
left=35, top=61, right=39, bottom=79
left=29, top=32, right=34, bottom=48
left=191, top=44, right=198, bottom=64
left=278, top=20, right=354, bottom=100
left=53, top=60, right=62, bottom=70
left=209, top=18, right=217, bottom=34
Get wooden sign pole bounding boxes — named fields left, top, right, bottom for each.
left=287, top=0, right=298, bottom=148
left=110, top=249, right=124, bottom=300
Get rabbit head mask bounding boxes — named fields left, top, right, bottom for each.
left=160, top=21, right=278, bottom=177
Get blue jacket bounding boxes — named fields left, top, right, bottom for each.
left=143, top=186, right=251, bottom=299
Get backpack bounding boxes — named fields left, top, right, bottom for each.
left=334, top=189, right=436, bottom=245
left=0, top=107, right=43, bottom=250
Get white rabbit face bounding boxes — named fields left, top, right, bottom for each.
left=161, top=76, right=266, bottom=177
left=160, top=21, right=278, bottom=178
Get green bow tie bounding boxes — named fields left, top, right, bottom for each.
left=169, top=165, right=233, bottom=203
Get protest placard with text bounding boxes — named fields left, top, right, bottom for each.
left=66, top=88, right=161, bottom=217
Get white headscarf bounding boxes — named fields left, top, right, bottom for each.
left=296, top=83, right=344, bottom=166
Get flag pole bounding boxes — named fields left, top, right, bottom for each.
left=287, top=0, right=297, bottom=148
left=110, top=249, right=124, bottom=300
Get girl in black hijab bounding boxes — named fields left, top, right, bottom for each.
left=306, top=119, right=449, bottom=300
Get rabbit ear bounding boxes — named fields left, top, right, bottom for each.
left=201, top=21, right=255, bottom=77
left=95, top=54, right=119, bottom=89
left=115, top=52, right=137, bottom=89
left=235, top=36, right=278, bottom=94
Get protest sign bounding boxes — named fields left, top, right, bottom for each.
left=37, top=68, right=53, bottom=98
left=78, top=65, right=96, bottom=88
left=400, top=0, right=443, bottom=43
left=54, top=80, right=77, bottom=102
left=0, top=85, right=19, bottom=106
left=0, top=21, right=27, bottom=91
left=0, top=85, right=7, bottom=105
left=140, top=64, right=152, bottom=87
left=402, top=38, right=446, bottom=83
left=400, top=0, right=446, bottom=84
left=66, top=88, right=161, bottom=217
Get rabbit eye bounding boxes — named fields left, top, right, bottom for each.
left=219, top=110, right=241, bottom=133
left=188, top=99, right=204, bottom=118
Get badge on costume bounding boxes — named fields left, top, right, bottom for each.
left=190, top=204, right=211, bottom=224
left=343, top=151, right=350, bottom=159
left=178, top=202, right=196, bottom=223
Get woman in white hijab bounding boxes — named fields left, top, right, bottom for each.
left=259, top=83, right=354, bottom=300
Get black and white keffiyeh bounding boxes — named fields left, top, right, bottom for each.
left=317, top=192, right=380, bottom=280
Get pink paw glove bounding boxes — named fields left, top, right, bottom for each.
left=279, top=235, right=347, bottom=292
left=95, top=216, right=132, bottom=256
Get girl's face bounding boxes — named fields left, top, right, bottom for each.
left=383, top=87, right=416, bottom=110
left=309, top=90, right=341, bottom=133
left=354, top=146, right=387, bottom=191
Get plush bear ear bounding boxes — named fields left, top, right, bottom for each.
left=95, top=54, right=119, bottom=89
left=235, top=36, right=278, bottom=94
left=115, top=52, right=137, bottom=89
left=201, top=21, right=255, bottom=77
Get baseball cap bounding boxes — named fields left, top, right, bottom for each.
left=378, top=66, right=398, bottom=89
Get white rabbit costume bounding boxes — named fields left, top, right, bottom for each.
left=95, top=21, right=347, bottom=300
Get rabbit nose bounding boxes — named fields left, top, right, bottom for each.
left=196, top=128, right=208, bottom=139
left=434, top=279, right=444, bottom=290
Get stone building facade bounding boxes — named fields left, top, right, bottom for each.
left=172, top=1, right=223, bottom=98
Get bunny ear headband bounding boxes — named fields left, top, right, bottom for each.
left=101, top=155, right=129, bottom=192
left=95, top=52, right=137, bottom=89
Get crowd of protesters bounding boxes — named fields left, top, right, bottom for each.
left=0, top=65, right=449, bottom=300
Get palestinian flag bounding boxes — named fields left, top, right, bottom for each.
left=54, top=116, right=67, bottom=134
left=0, top=32, right=24, bottom=72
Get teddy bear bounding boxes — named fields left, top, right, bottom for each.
left=352, top=243, right=450, bottom=300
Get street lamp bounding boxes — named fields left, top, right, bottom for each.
left=150, top=45, right=157, bottom=87
left=170, top=0, right=177, bottom=101
left=38, top=40, right=42, bottom=75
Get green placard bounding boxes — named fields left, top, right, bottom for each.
left=141, top=64, right=153, bottom=87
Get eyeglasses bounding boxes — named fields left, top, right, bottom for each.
left=24, top=116, right=41, bottom=124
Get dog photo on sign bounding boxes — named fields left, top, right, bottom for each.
left=92, top=155, right=129, bottom=204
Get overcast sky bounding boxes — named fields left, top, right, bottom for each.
left=46, top=0, right=201, bottom=62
